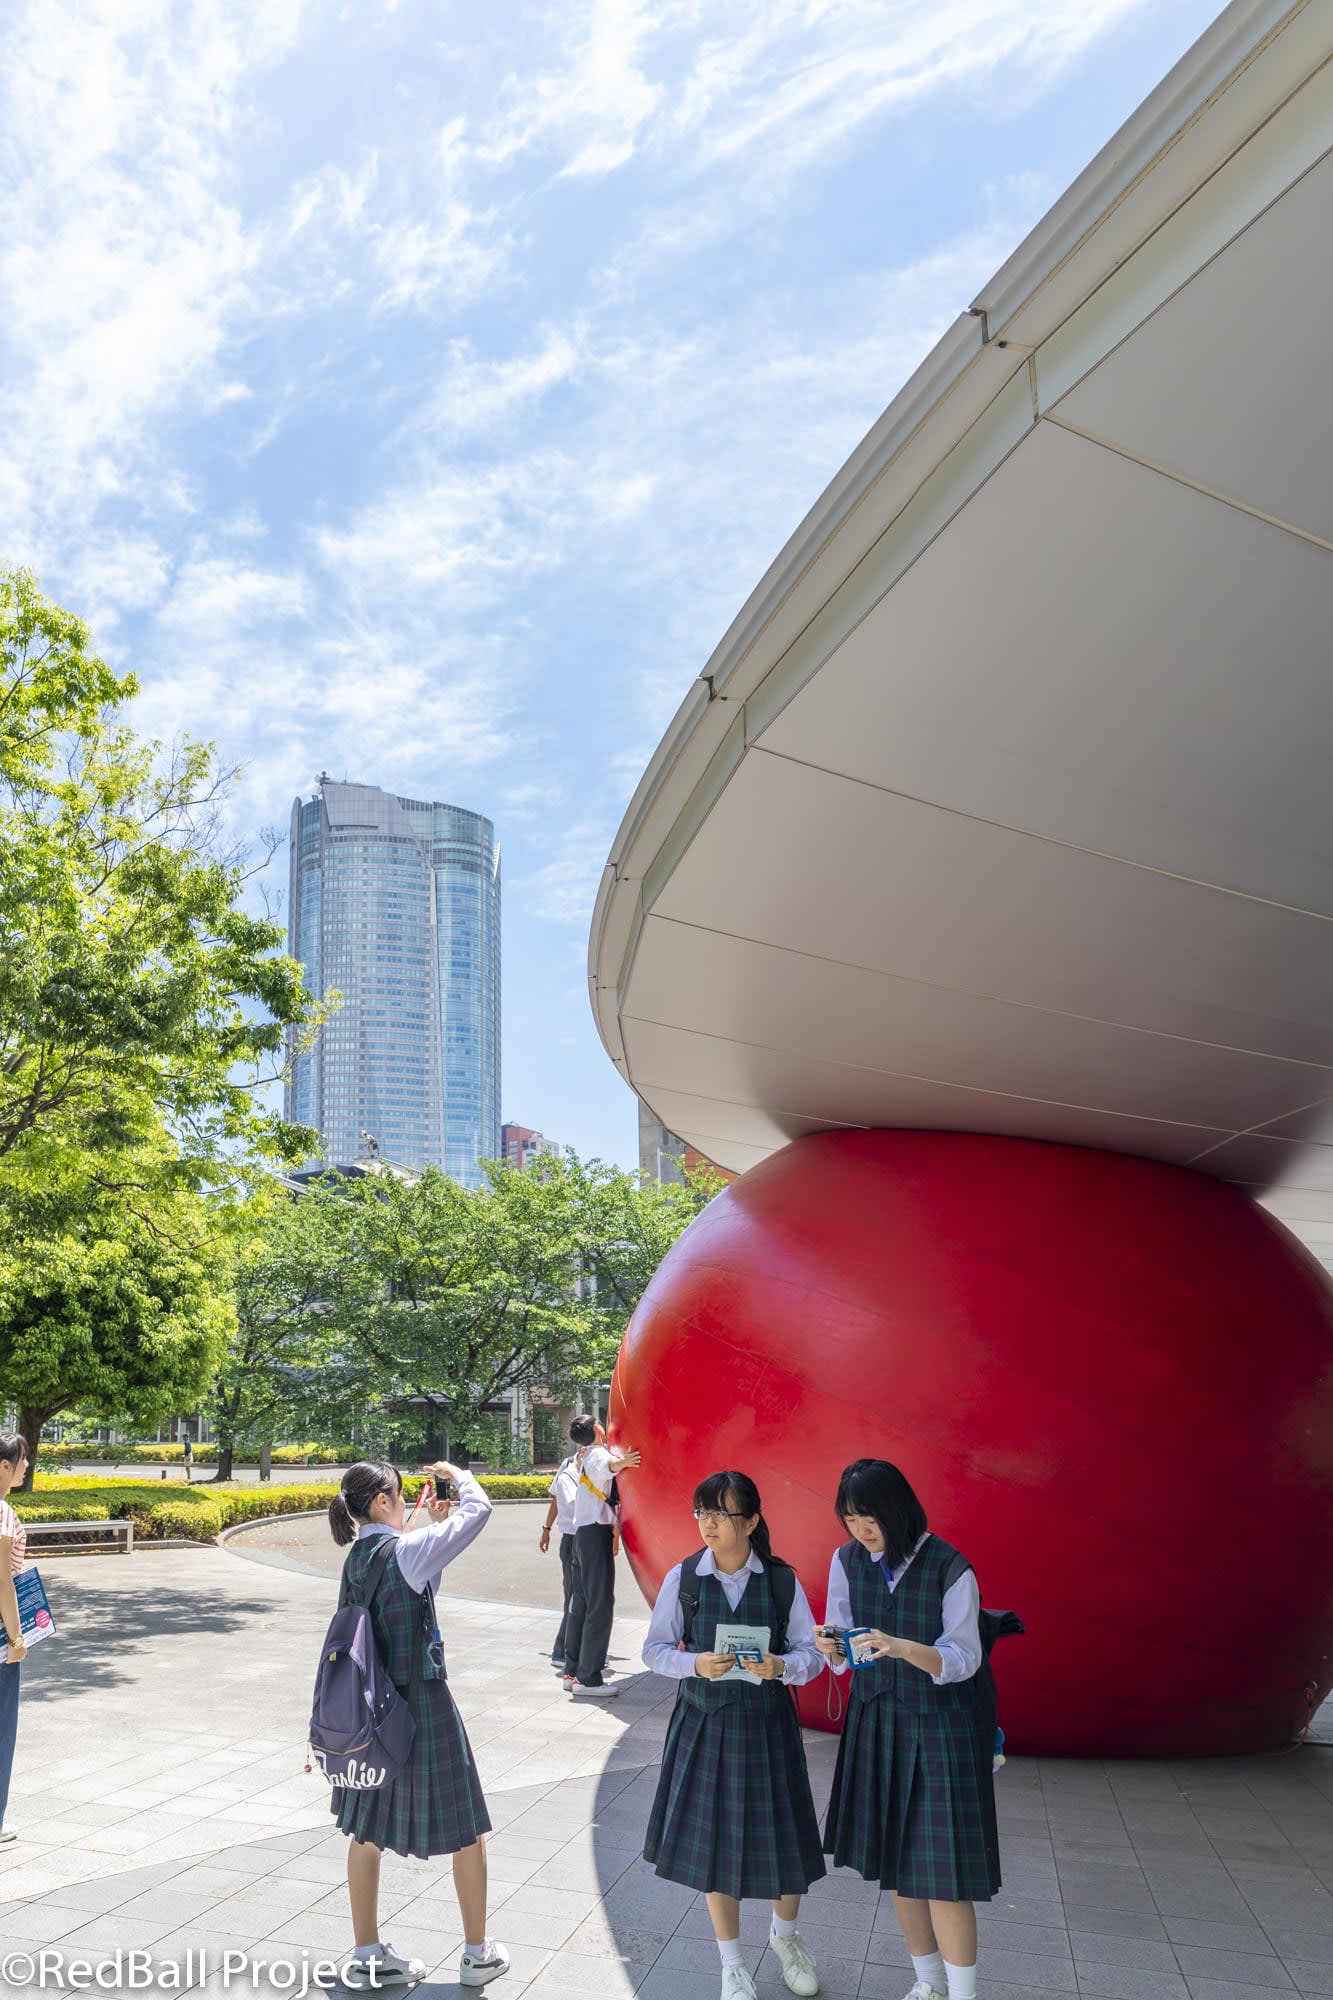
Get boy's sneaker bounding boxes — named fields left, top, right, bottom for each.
left=720, top=1968, right=758, bottom=2000
left=570, top=1679, right=620, bottom=1698
left=768, top=1931, right=820, bottom=1995
left=341, top=1945, right=426, bottom=1988
left=460, top=1940, right=510, bottom=1986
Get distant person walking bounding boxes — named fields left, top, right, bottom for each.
left=0, top=1431, right=30, bottom=1846
left=539, top=1450, right=579, bottom=1667
left=328, top=1459, right=509, bottom=1988
left=560, top=1417, right=640, bottom=1697
left=181, top=1431, right=194, bottom=1483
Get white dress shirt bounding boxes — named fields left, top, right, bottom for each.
left=549, top=1456, right=579, bottom=1537
left=643, top=1548, right=825, bottom=1686
left=356, top=1469, right=492, bottom=1593
left=571, top=1443, right=617, bottom=1528
left=824, top=1533, right=983, bottom=1686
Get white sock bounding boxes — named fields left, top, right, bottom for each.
left=943, top=1960, right=977, bottom=2000
left=717, top=1937, right=744, bottom=1967
left=771, top=1914, right=799, bottom=1938
left=912, top=1951, right=946, bottom=1992
left=464, top=1940, right=488, bottom=1956
left=351, top=1945, right=381, bottom=1962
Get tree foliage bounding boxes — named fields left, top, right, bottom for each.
left=211, top=1151, right=722, bottom=1463
left=0, top=566, right=314, bottom=1186
left=0, top=1172, right=234, bottom=1476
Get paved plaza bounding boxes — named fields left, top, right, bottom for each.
left=1, top=1515, right=1330, bottom=1999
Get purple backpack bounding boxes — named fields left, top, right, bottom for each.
left=309, top=1539, right=416, bottom=1791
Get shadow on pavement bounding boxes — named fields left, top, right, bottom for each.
left=21, top=1576, right=279, bottom=1704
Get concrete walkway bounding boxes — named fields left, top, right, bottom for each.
left=1, top=1533, right=1329, bottom=2000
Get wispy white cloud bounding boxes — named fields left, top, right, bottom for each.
left=479, top=0, right=665, bottom=178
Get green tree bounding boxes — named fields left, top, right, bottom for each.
left=218, top=1151, right=721, bottom=1463
left=208, top=1183, right=386, bottom=1481
left=0, top=567, right=314, bottom=1185
left=0, top=1177, right=234, bottom=1479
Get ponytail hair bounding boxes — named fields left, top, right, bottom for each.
left=692, top=1468, right=787, bottom=1569
left=329, top=1459, right=402, bottom=1546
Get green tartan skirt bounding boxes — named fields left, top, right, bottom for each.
left=823, top=1694, right=1001, bottom=1901
left=332, top=1676, right=491, bottom=1859
left=644, top=1688, right=827, bottom=1899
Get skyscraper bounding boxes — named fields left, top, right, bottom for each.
left=285, top=779, right=501, bottom=1185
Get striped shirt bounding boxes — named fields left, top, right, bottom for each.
left=0, top=1498, right=26, bottom=1576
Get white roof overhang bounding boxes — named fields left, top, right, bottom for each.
left=589, top=0, right=1333, bottom=1267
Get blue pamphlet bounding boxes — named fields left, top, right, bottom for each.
left=0, top=1568, right=56, bottom=1662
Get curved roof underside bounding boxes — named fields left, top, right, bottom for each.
left=589, top=0, right=1333, bottom=1268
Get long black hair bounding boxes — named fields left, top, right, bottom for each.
left=0, top=1431, right=29, bottom=1470
left=835, top=1458, right=927, bottom=1568
left=692, top=1469, right=788, bottom=1569
left=329, top=1460, right=402, bottom=1546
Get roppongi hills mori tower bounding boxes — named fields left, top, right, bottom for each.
left=285, top=780, right=501, bottom=1186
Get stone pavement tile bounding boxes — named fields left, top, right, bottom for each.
left=1263, top=1921, right=1333, bottom=1958
left=1163, top=1914, right=1277, bottom=1950
left=114, top=1884, right=235, bottom=1927
left=1174, top=1943, right=1295, bottom=1985
left=0, top=1902, right=88, bottom=1943
left=1060, top=1901, right=1171, bottom=1941
left=1075, top=1971, right=1189, bottom=2000
left=1151, top=1874, right=1255, bottom=1920
left=38, top=1911, right=177, bottom=1951
left=1181, top=1985, right=1310, bottom=2000
left=565, top=1911, right=678, bottom=1966
left=519, top=1947, right=651, bottom=1998
left=968, top=1943, right=1077, bottom=1989
left=201, top=1883, right=332, bottom=1934
left=1070, top=1927, right=1179, bottom=1971
left=1283, top=1957, right=1333, bottom=1993
left=975, top=1914, right=1074, bottom=1952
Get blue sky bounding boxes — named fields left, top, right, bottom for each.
left=2, top=0, right=1223, bottom=1170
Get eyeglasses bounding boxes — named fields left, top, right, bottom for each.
left=693, top=1508, right=747, bottom=1526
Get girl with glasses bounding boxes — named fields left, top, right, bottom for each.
left=641, top=1470, right=827, bottom=2000
left=816, top=1459, right=1000, bottom=2000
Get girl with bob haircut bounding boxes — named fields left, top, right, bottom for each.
left=327, top=1458, right=508, bottom=1989
left=642, top=1469, right=827, bottom=2000
left=817, top=1459, right=1000, bottom=2000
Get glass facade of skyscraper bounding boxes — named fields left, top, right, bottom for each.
left=285, top=781, right=501, bottom=1185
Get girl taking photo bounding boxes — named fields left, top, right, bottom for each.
left=642, top=1469, right=827, bottom=2000
left=818, top=1458, right=999, bottom=2000
left=328, top=1459, right=508, bottom=1989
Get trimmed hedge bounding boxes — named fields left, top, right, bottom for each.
left=38, top=1441, right=353, bottom=1468
left=15, top=1471, right=550, bottom=1542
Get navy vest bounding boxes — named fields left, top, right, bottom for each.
left=677, top=1560, right=789, bottom=1712
left=842, top=1534, right=979, bottom=1713
left=341, top=1534, right=444, bottom=1690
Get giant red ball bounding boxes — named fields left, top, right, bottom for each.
left=610, top=1130, right=1333, bottom=1755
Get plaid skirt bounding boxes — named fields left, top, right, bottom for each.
left=644, top=1690, right=827, bottom=1899
left=823, top=1695, right=1001, bottom=1901
left=332, top=1677, right=491, bottom=1859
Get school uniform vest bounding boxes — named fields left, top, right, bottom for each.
left=340, top=1535, right=444, bottom=1691
left=677, top=1562, right=789, bottom=1713
left=843, top=1535, right=979, bottom=1714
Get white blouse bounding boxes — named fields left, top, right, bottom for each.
left=643, top=1548, right=825, bottom=1685
left=824, top=1533, right=983, bottom=1686
left=356, top=1468, right=492, bottom=1593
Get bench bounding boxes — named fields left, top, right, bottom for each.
left=22, top=1518, right=135, bottom=1556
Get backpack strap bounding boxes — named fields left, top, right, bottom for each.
left=677, top=1551, right=706, bottom=1649
left=338, top=1532, right=401, bottom=1611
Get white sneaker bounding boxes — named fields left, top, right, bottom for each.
left=903, top=1985, right=947, bottom=2000
left=0, top=1826, right=16, bottom=1846
left=341, top=1946, right=427, bottom=1988
left=721, top=1967, right=758, bottom=2000
left=769, top=1931, right=820, bottom=1996
left=570, top=1679, right=620, bottom=1698
left=459, top=1940, right=510, bottom=1986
